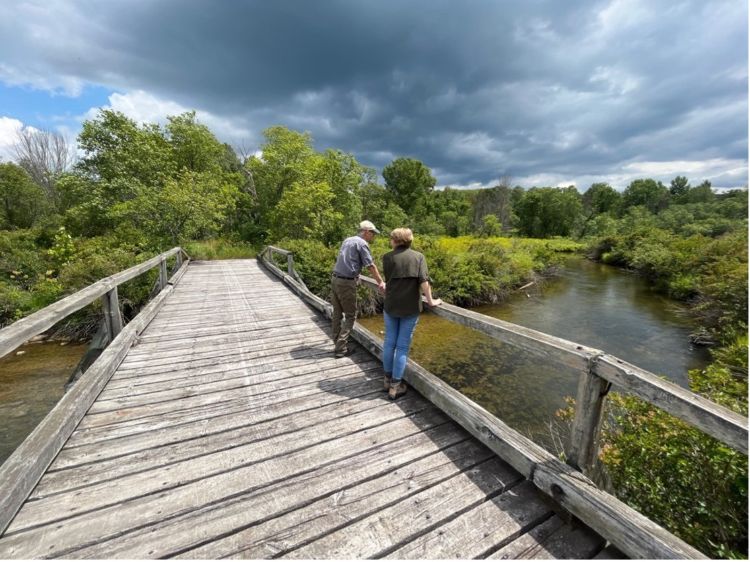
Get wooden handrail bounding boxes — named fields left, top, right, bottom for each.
left=353, top=273, right=748, bottom=457
left=258, top=245, right=705, bottom=559
left=0, top=251, right=191, bottom=535
left=0, top=247, right=187, bottom=359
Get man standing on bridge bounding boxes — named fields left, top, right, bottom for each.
left=331, top=220, right=386, bottom=358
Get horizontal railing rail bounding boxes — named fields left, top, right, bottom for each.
left=0, top=247, right=191, bottom=535
left=353, top=274, right=747, bottom=459
left=258, top=246, right=706, bottom=559
left=0, top=247, right=189, bottom=359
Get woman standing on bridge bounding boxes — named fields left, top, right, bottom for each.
left=382, top=228, right=442, bottom=400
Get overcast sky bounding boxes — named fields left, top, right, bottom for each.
left=0, top=0, right=747, bottom=190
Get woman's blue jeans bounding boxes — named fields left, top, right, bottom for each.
left=382, top=311, right=420, bottom=382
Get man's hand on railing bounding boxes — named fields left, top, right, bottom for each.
left=377, top=280, right=386, bottom=294
left=426, top=297, right=443, bottom=307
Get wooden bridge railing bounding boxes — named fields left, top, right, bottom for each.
left=0, top=247, right=191, bottom=534
left=260, top=244, right=749, bottom=560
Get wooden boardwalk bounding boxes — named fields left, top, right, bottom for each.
left=0, top=259, right=611, bottom=559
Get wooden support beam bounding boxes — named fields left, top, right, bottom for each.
left=566, top=359, right=609, bottom=473
left=159, top=258, right=168, bottom=291
left=102, top=287, right=123, bottom=340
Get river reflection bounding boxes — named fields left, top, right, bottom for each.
left=358, top=257, right=711, bottom=451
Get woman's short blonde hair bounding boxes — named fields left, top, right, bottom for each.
left=390, top=227, right=414, bottom=247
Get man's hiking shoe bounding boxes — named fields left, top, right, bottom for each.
left=334, top=348, right=356, bottom=358
left=388, top=380, right=407, bottom=400
left=383, top=374, right=392, bottom=392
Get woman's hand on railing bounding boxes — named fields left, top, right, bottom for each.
left=427, top=297, right=443, bottom=307
left=377, top=281, right=386, bottom=294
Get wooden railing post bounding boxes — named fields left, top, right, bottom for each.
left=176, top=251, right=183, bottom=270
left=158, top=258, right=168, bottom=291
left=102, top=287, right=123, bottom=340
left=566, top=355, right=609, bottom=474
left=286, top=253, right=294, bottom=277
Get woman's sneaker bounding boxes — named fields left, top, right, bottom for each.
left=388, top=380, right=407, bottom=400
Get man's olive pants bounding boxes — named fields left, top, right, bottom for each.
left=331, top=276, right=357, bottom=354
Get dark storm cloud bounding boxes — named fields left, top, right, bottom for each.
left=1, top=0, right=747, bottom=188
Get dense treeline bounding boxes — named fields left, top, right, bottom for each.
left=0, top=113, right=746, bottom=557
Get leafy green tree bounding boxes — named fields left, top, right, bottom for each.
left=269, top=180, right=343, bottom=244
left=110, top=170, right=239, bottom=246
left=166, top=111, right=233, bottom=175
left=382, top=157, right=436, bottom=215
left=684, top=180, right=715, bottom=204
left=583, top=183, right=621, bottom=216
left=310, top=149, right=371, bottom=241
left=622, top=179, right=670, bottom=213
left=479, top=214, right=502, bottom=237
left=669, top=176, right=690, bottom=199
left=76, top=109, right=175, bottom=189
left=472, top=184, right=516, bottom=231
left=516, top=187, right=583, bottom=238
left=0, top=162, right=49, bottom=229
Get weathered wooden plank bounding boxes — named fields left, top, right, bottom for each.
left=79, top=364, right=378, bottom=430
left=8, top=408, right=449, bottom=534
left=285, top=458, right=520, bottom=559
left=119, top=330, right=332, bottom=370
left=90, top=357, right=379, bottom=413
left=68, top=375, right=383, bottom=448
left=595, top=354, right=748, bottom=453
left=0, top=256, right=188, bottom=535
left=123, top=322, right=328, bottom=358
left=106, top=346, right=361, bottom=395
left=32, top=394, right=428, bottom=502
left=113, top=336, right=343, bottom=379
left=0, top=247, right=180, bottom=359
left=36, top=393, right=425, bottom=496
left=69, top=426, right=472, bottom=560
left=116, top=325, right=333, bottom=370
left=201, top=440, right=495, bottom=559
left=486, top=515, right=605, bottom=559
left=134, top=314, right=322, bottom=344
left=115, top=333, right=332, bottom=374
left=102, top=349, right=371, bottom=401
left=1, top=418, right=459, bottom=558
left=385, top=480, right=552, bottom=560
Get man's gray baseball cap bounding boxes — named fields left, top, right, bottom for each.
left=359, top=220, right=380, bottom=234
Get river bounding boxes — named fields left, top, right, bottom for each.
left=0, top=342, right=87, bottom=465
left=0, top=257, right=710, bottom=464
left=358, top=257, right=711, bottom=450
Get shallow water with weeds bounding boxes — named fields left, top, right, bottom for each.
left=358, top=257, right=711, bottom=451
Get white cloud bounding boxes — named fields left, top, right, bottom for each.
left=85, top=90, right=256, bottom=148
left=0, top=116, right=24, bottom=161
left=0, top=117, right=44, bottom=162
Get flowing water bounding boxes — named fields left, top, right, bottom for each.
left=358, top=257, right=711, bottom=450
left=0, top=342, right=87, bottom=465
left=0, top=257, right=711, bottom=464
